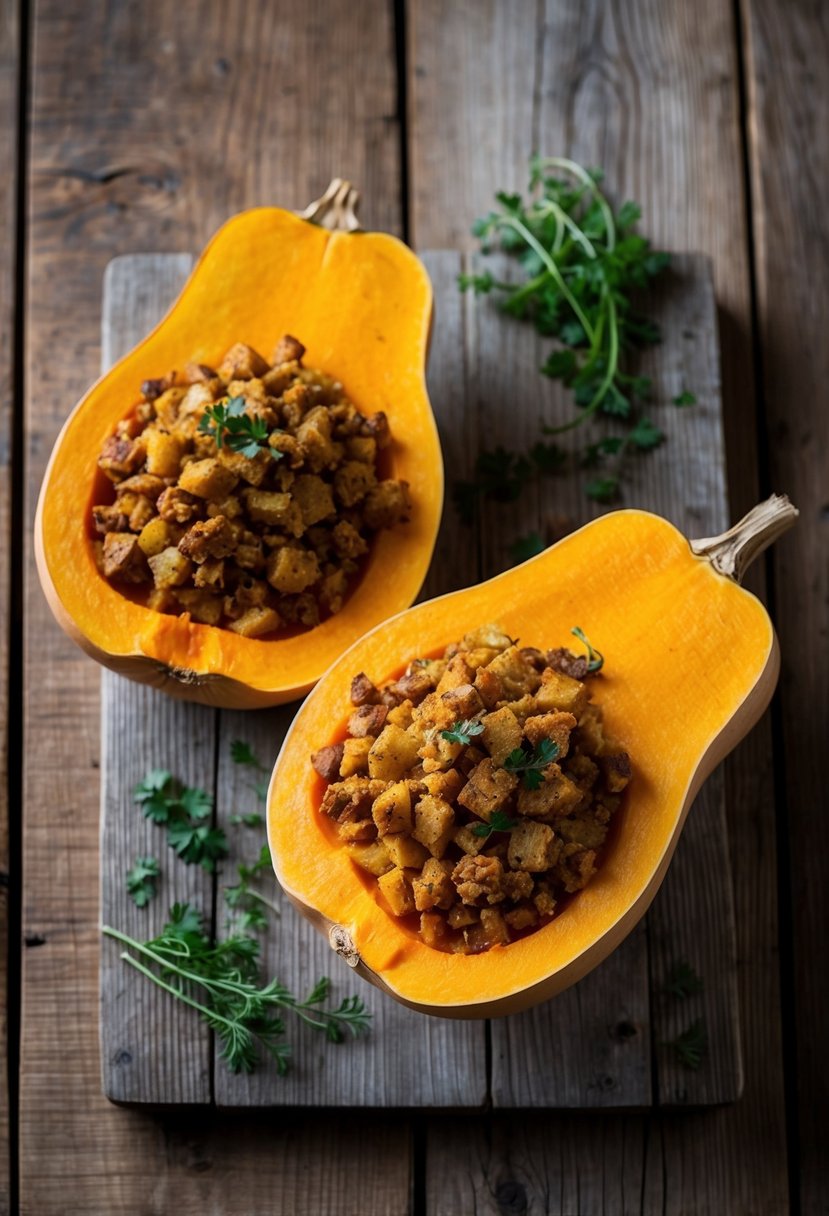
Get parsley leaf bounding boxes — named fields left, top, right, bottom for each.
left=167, top=820, right=228, bottom=871
left=134, top=768, right=227, bottom=871
left=672, top=390, right=697, bottom=407
left=664, top=960, right=704, bottom=999
left=126, top=856, right=160, bottom=907
left=503, top=738, right=560, bottom=789
left=198, top=396, right=283, bottom=462
left=471, top=810, right=520, bottom=838
left=133, top=769, right=176, bottom=823
left=440, top=719, right=485, bottom=746
left=664, top=1017, right=708, bottom=1071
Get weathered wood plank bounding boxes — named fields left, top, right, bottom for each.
left=0, top=0, right=18, bottom=1206
left=742, top=0, right=829, bottom=1206
left=21, top=0, right=411, bottom=1210
left=411, top=0, right=788, bottom=1207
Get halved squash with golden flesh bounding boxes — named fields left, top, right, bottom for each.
left=268, top=497, right=796, bottom=1017
left=35, top=180, right=441, bottom=707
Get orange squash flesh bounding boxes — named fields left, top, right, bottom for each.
left=35, top=206, right=441, bottom=707
left=268, top=509, right=778, bottom=1017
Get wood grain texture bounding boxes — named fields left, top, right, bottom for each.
left=742, top=0, right=829, bottom=1208
left=410, top=0, right=789, bottom=1208
left=0, top=0, right=17, bottom=1207
left=21, top=0, right=411, bottom=1210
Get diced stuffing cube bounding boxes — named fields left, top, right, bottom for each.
left=152, top=386, right=187, bottom=429
left=333, top=460, right=376, bottom=507
left=348, top=704, right=388, bottom=738
left=102, top=532, right=149, bottom=583
left=368, top=725, right=421, bottom=782
left=517, top=765, right=583, bottom=819
left=556, top=812, right=608, bottom=850
left=138, top=517, right=174, bottom=557
left=362, top=480, right=411, bottom=529
left=339, top=737, right=373, bottom=778
left=457, top=758, right=518, bottom=821
left=462, top=623, right=514, bottom=651
left=173, top=589, right=223, bottom=626
left=345, top=840, right=393, bottom=878
left=157, top=486, right=200, bottom=523
left=377, top=867, right=415, bottom=917
left=451, top=854, right=507, bottom=905
left=218, top=341, right=269, bottom=381
left=386, top=700, right=414, bottom=729
left=554, top=843, right=597, bottom=893
left=419, top=912, right=447, bottom=947
left=178, top=458, right=238, bottom=502
left=144, top=429, right=185, bottom=478
left=447, top=904, right=478, bottom=929
left=534, top=668, right=590, bottom=717
left=422, top=768, right=464, bottom=803
left=337, top=819, right=376, bottom=843
left=440, top=682, right=483, bottom=721
left=464, top=908, right=509, bottom=951
left=481, top=706, right=523, bottom=766
left=148, top=546, right=192, bottom=589
left=292, top=473, right=336, bottom=526
left=311, top=743, right=345, bottom=783
left=242, top=488, right=303, bottom=532
left=524, top=711, right=577, bottom=758
left=296, top=407, right=339, bottom=471
left=351, top=672, right=381, bottom=706
left=436, top=655, right=474, bottom=695
left=413, top=858, right=455, bottom=911
left=226, top=605, right=281, bottom=638
left=193, top=558, right=225, bottom=590
left=384, top=833, right=430, bottom=870
left=452, top=825, right=486, bottom=857
left=217, top=446, right=270, bottom=487
left=272, top=334, right=306, bottom=364
left=473, top=665, right=504, bottom=709
left=485, top=646, right=541, bottom=699
left=371, top=781, right=412, bottom=836
left=178, top=515, right=237, bottom=562
left=504, top=904, right=538, bottom=932
left=98, top=434, right=146, bottom=481
left=266, top=546, right=320, bottom=594
left=332, top=519, right=368, bottom=559
left=599, top=752, right=632, bottom=792
left=507, top=821, right=561, bottom=872
left=412, top=795, right=455, bottom=859
left=575, top=704, right=605, bottom=753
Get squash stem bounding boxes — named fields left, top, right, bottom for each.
left=297, top=178, right=361, bottom=232
left=689, top=494, right=798, bottom=583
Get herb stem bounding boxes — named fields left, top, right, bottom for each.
left=498, top=214, right=596, bottom=343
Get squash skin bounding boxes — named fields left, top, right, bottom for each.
left=268, top=509, right=779, bottom=1017
left=35, top=207, right=442, bottom=708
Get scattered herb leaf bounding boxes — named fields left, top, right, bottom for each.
left=134, top=769, right=227, bottom=871
left=672, top=390, right=697, bottom=407
left=441, top=719, right=485, bottom=746
left=230, top=738, right=270, bottom=805
left=664, top=960, right=704, bottom=999
left=471, top=811, right=520, bottom=838
left=198, top=397, right=283, bottom=461
left=225, top=844, right=281, bottom=932
left=585, top=475, right=620, bottom=503
left=103, top=904, right=370, bottom=1074
left=663, top=1017, right=708, bottom=1071
left=126, top=856, right=160, bottom=908
left=503, top=738, right=560, bottom=789
left=166, top=819, right=228, bottom=872
left=571, top=626, right=604, bottom=673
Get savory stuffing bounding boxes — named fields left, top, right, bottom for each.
left=91, top=336, right=411, bottom=636
left=312, top=623, right=632, bottom=954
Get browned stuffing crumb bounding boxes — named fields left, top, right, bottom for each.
left=312, top=623, right=632, bottom=954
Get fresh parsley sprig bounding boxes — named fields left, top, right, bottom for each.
left=225, top=844, right=281, bottom=933
left=134, top=769, right=228, bottom=872
left=102, top=904, right=371, bottom=1074
left=471, top=811, right=520, bottom=839
left=126, top=856, right=160, bottom=908
left=459, top=156, right=675, bottom=508
left=440, top=719, right=485, bottom=746
left=503, top=738, right=560, bottom=789
left=570, top=626, right=604, bottom=674
left=663, top=1017, right=708, bottom=1071
left=198, top=396, right=283, bottom=461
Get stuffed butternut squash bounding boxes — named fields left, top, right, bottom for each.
left=268, top=496, right=797, bottom=1018
left=35, top=180, right=442, bottom=707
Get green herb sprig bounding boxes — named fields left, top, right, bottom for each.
left=458, top=156, right=673, bottom=509
left=471, top=811, right=520, bottom=839
left=103, top=904, right=370, bottom=1074
left=230, top=738, right=270, bottom=817
left=126, top=856, right=160, bottom=908
left=441, top=719, right=485, bottom=746
left=134, top=769, right=228, bottom=872
left=198, top=396, right=283, bottom=461
left=225, top=844, right=281, bottom=934
left=503, top=738, right=560, bottom=789
left=570, top=626, right=604, bottom=674
left=664, top=1017, right=708, bottom=1071
left=664, top=959, right=704, bottom=999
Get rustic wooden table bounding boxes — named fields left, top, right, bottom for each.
left=2, top=1, right=826, bottom=1212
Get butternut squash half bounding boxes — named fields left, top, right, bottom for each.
left=35, top=180, right=441, bottom=707
left=268, top=496, right=797, bottom=1017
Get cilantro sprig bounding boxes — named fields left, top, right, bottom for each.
left=198, top=396, right=283, bottom=461
left=503, top=738, right=560, bottom=789
left=126, top=856, right=160, bottom=908
left=471, top=811, right=520, bottom=839
left=458, top=156, right=677, bottom=509
left=440, top=719, right=485, bottom=746
left=134, top=769, right=228, bottom=872
left=103, top=904, right=370, bottom=1074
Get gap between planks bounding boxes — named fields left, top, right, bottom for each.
left=99, top=249, right=740, bottom=1109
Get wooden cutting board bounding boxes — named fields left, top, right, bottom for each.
left=99, top=250, right=741, bottom=1109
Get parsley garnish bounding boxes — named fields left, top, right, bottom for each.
left=471, top=811, right=520, bottom=838
left=440, top=719, right=485, bottom=746
left=459, top=156, right=678, bottom=509
left=102, top=904, right=371, bottom=1074
left=126, top=856, right=160, bottom=908
left=570, top=626, right=604, bottom=674
left=225, top=844, right=281, bottom=933
left=503, top=738, right=560, bottom=789
left=664, top=1017, right=708, bottom=1071
left=134, top=769, right=228, bottom=872
left=672, top=390, right=697, bottom=407
left=664, top=959, right=704, bottom=999
left=198, top=396, right=283, bottom=461
left=230, top=738, right=270, bottom=809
